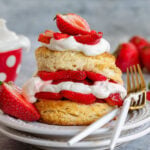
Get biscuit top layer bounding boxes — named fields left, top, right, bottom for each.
left=35, top=46, right=123, bottom=84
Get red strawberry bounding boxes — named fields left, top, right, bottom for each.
left=130, top=36, right=149, bottom=51
left=38, top=30, right=54, bottom=44
left=37, top=70, right=87, bottom=81
left=147, top=91, right=150, bottom=101
left=140, top=45, right=150, bottom=71
left=38, top=33, right=51, bottom=44
left=116, top=43, right=139, bottom=72
left=95, top=99, right=106, bottom=103
left=105, top=93, right=123, bottom=106
left=86, top=71, right=107, bottom=81
left=53, top=32, right=70, bottom=40
left=55, top=13, right=91, bottom=35
left=61, top=90, right=96, bottom=104
left=74, top=32, right=103, bottom=45
left=35, top=92, right=62, bottom=100
left=0, top=82, right=40, bottom=121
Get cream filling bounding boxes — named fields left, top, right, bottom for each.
left=22, top=77, right=127, bottom=103
left=42, top=36, right=110, bottom=56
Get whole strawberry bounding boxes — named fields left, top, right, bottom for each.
left=140, top=45, right=150, bottom=72
left=115, top=43, right=139, bottom=72
left=130, top=36, right=149, bottom=52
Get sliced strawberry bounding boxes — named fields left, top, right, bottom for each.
left=105, top=93, right=123, bottom=106
left=74, top=32, right=103, bottom=45
left=147, top=91, right=150, bottom=101
left=61, top=90, right=96, bottom=104
left=95, top=99, right=106, bottom=103
left=86, top=71, right=107, bottom=81
left=55, top=13, right=91, bottom=35
left=0, top=82, right=40, bottom=121
left=44, top=30, right=54, bottom=36
left=53, top=32, right=70, bottom=40
left=37, top=70, right=87, bottom=81
left=38, top=33, right=52, bottom=44
left=35, top=92, right=62, bottom=100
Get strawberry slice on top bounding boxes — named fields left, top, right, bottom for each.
left=55, top=13, right=91, bottom=35
left=74, top=32, right=103, bottom=45
left=0, top=82, right=40, bottom=121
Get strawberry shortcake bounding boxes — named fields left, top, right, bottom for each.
left=22, top=13, right=127, bottom=125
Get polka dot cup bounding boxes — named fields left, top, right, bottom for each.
left=0, top=48, right=22, bottom=82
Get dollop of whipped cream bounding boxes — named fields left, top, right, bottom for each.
left=42, top=36, right=110, bottom=56
left=22, top=77, right=127, bottom=103
left=0, top=19, right=30, bottom=52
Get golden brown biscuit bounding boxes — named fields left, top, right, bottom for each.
left=35, top=46, right=123, bottom=84
left=35, top=99, right=114, bottom=126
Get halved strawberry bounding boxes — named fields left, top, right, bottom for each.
left=55, top=13, right=91, bottom=35
left=61, top=90, right=96, bottom=104
left=53, top=32, right=70, bottom=40
left=0, top=82, right=40, bottom=121
left=86, top=71, right=107, bottom=81
left=37, top=70, right=87, bottom=81
left=105, top=93, right=123, bottom=106
left=35, top=92, right=62, bottom=100
left=74, top=32, right=103, bottom=45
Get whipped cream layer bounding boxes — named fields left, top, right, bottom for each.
left=0, top=19, right=30, bottom=52
left=22, top=77, right=127, bottom=103
left=42, top=36, right=110, bottom=56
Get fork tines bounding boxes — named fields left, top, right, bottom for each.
left=126, top=64, right=146, bottom=110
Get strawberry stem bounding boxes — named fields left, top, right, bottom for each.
left=0, top=81, right=3, bottom=85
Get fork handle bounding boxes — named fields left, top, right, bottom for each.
left=110, top=98, right=131, bottom=150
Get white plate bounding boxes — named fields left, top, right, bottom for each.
left=0, top=122, right=150, bottom=150
left=0, top=102, right=150, bottom=136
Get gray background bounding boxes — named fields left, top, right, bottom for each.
left=0, top=0, right=150, bottom=149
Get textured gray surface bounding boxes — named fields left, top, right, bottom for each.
left=0, top=0, right=150, bottom=149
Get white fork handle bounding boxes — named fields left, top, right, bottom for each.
left=110, top=98, right=131, bottom=150
left=68, top=108, right=119, bottom=146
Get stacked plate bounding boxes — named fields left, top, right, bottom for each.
left=0, top=102, right=150, bottom=150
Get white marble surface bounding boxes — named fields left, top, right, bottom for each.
left=0, top=0, right=150, bottom=149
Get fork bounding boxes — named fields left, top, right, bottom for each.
left=109, top=64, right=146, bottom=150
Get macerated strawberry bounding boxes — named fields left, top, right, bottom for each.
left=0, top=82, right=40, bottom=121
left=53, top=32, right=70, bottom=40
left=35, top=92, right=62, bottom=100
left=55, top=13, right=90, bottom=35
left=95, top=99, right=106, bottom=103
left=105, top=93, right=123, bottom=106
left=116, top=43, right=139, bottom=72
left=38, top=33, right=52, bottom=44
left=37, top=70, right=87, bottom=81
left=130, top=36, right=149, bottom=51
left=141, top=45, right=150, bottom=71
left=61, top=90, right=96, bottom=104
left=74, top=32, right=103, bottom=45
left=86, top=71, right=107, bottom=81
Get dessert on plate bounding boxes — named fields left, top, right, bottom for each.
left=0, top=13, right=126, bottom=126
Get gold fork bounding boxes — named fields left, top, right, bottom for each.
left=110, top=64, right=146, bottom=150
left=127, top=64, right=146, bottom=110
